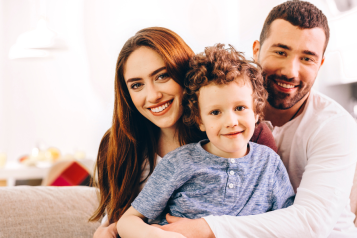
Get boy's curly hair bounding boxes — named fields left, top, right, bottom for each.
left=182, top=43, right=267, bottom=127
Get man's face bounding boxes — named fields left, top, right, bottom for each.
left=253, top=19, right=325, bottom=109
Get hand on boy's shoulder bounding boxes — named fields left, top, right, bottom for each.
left=251, top=122, right=277, bottom=153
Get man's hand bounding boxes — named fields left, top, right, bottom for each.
left=153, top=214, right=215, bottom=238
left=93, top=220, right=118, bottom=238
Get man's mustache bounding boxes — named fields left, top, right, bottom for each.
left=266, top=74, right=300, bottom=85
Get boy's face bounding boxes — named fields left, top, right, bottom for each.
left=198, top=79, right=258, bottom=158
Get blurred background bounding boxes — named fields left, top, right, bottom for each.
left=0, top=0, right=356, bottom=184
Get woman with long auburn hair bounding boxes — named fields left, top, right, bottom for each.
left=90, top=27, right=206, bottom=237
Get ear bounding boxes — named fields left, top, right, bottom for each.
left=199, top=123, right=206, bottom=132
left=253, top=40, right=261, bottom=62
left=320, top=56, right=325, bottom=67
left=255, top=114, right=259, bottom=123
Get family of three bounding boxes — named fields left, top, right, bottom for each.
left=90, top=1, right=357, bottom=238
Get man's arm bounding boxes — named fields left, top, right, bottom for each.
left=156, top=214, right=215, bottom=238
left=350, top=164, right=357, bottom=226
left=163, top=115, right=357, bottom=238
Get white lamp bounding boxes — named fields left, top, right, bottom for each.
left=9, top=17, right=59, bottom=59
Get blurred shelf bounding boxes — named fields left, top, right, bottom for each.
left=0, top=162, right=51, bottom=186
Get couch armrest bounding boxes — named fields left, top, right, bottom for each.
left=0, top=186, right=101, bottom=238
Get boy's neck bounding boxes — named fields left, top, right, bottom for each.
left=202, top=141, right=249, bottom=159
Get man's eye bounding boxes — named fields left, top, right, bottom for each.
left=235, top=106, right=245, bottom=111
left=302, top=57, right=312, bottom=62
left=276, top=51, right=285, bottom=56
left=210, top=110, right=220, bottom=115
left=131, top=83, right=142, bottom=89
left=157, top=73, right=169, bottom=81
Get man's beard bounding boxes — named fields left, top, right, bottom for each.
left=265, top=74, right=311, bottom=110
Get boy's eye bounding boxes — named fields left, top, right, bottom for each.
left=302, top=57, right=312, bottom=62
left=235, top=106, right=246, bottom=111
left=209, top=110, right=220, bottom=115
left=131, top=83, right=142, bottom=89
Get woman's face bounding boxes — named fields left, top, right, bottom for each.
left=124, top=46, right=184, bottom=130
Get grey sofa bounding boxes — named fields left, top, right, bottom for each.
left=0, top=186, right=101, bottom=238
left=1, top=183, right=356, bottom=238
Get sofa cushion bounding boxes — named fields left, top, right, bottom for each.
left=0, top=186, right=101, bottom=238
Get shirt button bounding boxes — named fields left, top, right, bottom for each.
left=230, top=159, right=235, bottom=163
left=229, top=171, right=235, bottom=175
left=228, top=183, right=234, bottom=189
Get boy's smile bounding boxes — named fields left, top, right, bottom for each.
left=198, top=78, right=258, bottom=158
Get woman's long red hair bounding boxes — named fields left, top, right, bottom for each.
left=89, top=27, right=205, bottom=223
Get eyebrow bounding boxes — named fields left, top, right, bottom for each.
left=203, top=101, right=250, bottom=110
left=302, top=50, right=319, bottom=58
left=126, top=66, right=166, bottom=84
left=272, top=43, right=319, bottom=58
left=272, top=43, right=291, bottom=50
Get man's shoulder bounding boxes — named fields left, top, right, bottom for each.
left=310, top=90, right=350, bottom=117
left=298, top=90, right=357, bottom=136
left=305, top=90, right=354, bottom=124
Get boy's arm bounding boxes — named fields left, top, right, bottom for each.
left=117, top=206, right=186, bottom=238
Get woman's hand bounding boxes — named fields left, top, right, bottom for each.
left=153, top=214, right=215, bottom=238
left=93, top=220, right=118, bottom=238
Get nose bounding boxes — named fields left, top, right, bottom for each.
left=279, top=56, right=299, bottom=80
left=146, top=82, right=163, bottom=103
left=225, top=111, right=238, bottom=128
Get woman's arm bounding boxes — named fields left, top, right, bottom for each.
left=93, top=219, right=118, bottom=238
left=117, top=206, right=186, bottom=238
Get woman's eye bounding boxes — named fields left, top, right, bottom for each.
left=210, top=110, right=220, bottom=116
left=131, top=83, right=142, bottom=89
left=235, top=106, right=245, bottom=111
left=157, top=73, right=169, bottom=81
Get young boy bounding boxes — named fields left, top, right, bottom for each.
left=117, top=44, right=295, bottom=238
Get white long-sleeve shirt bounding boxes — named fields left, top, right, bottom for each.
left=204, top=90, right=357, bottom=238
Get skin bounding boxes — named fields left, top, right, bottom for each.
left=198, top=80, right=258, bottom=158
left=124, top=46, right=184, bottom=157
left=254, top=19, right=325, bottom=127
left=156, top=19, right=327, bottom=238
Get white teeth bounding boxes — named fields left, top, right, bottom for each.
left=277, top=82, right=295, bottom=89
left=150, top=101, right=171, bottom=113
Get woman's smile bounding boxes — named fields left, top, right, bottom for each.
left=147, top=99, right=173, bottom=115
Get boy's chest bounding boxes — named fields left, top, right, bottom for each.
left=168, top=165, right=272, bottom=217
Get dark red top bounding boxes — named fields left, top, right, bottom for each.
left=250, top=123, right=278, bottom=153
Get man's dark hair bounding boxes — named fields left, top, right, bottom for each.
left=260, top=0, right=330, bottom=53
